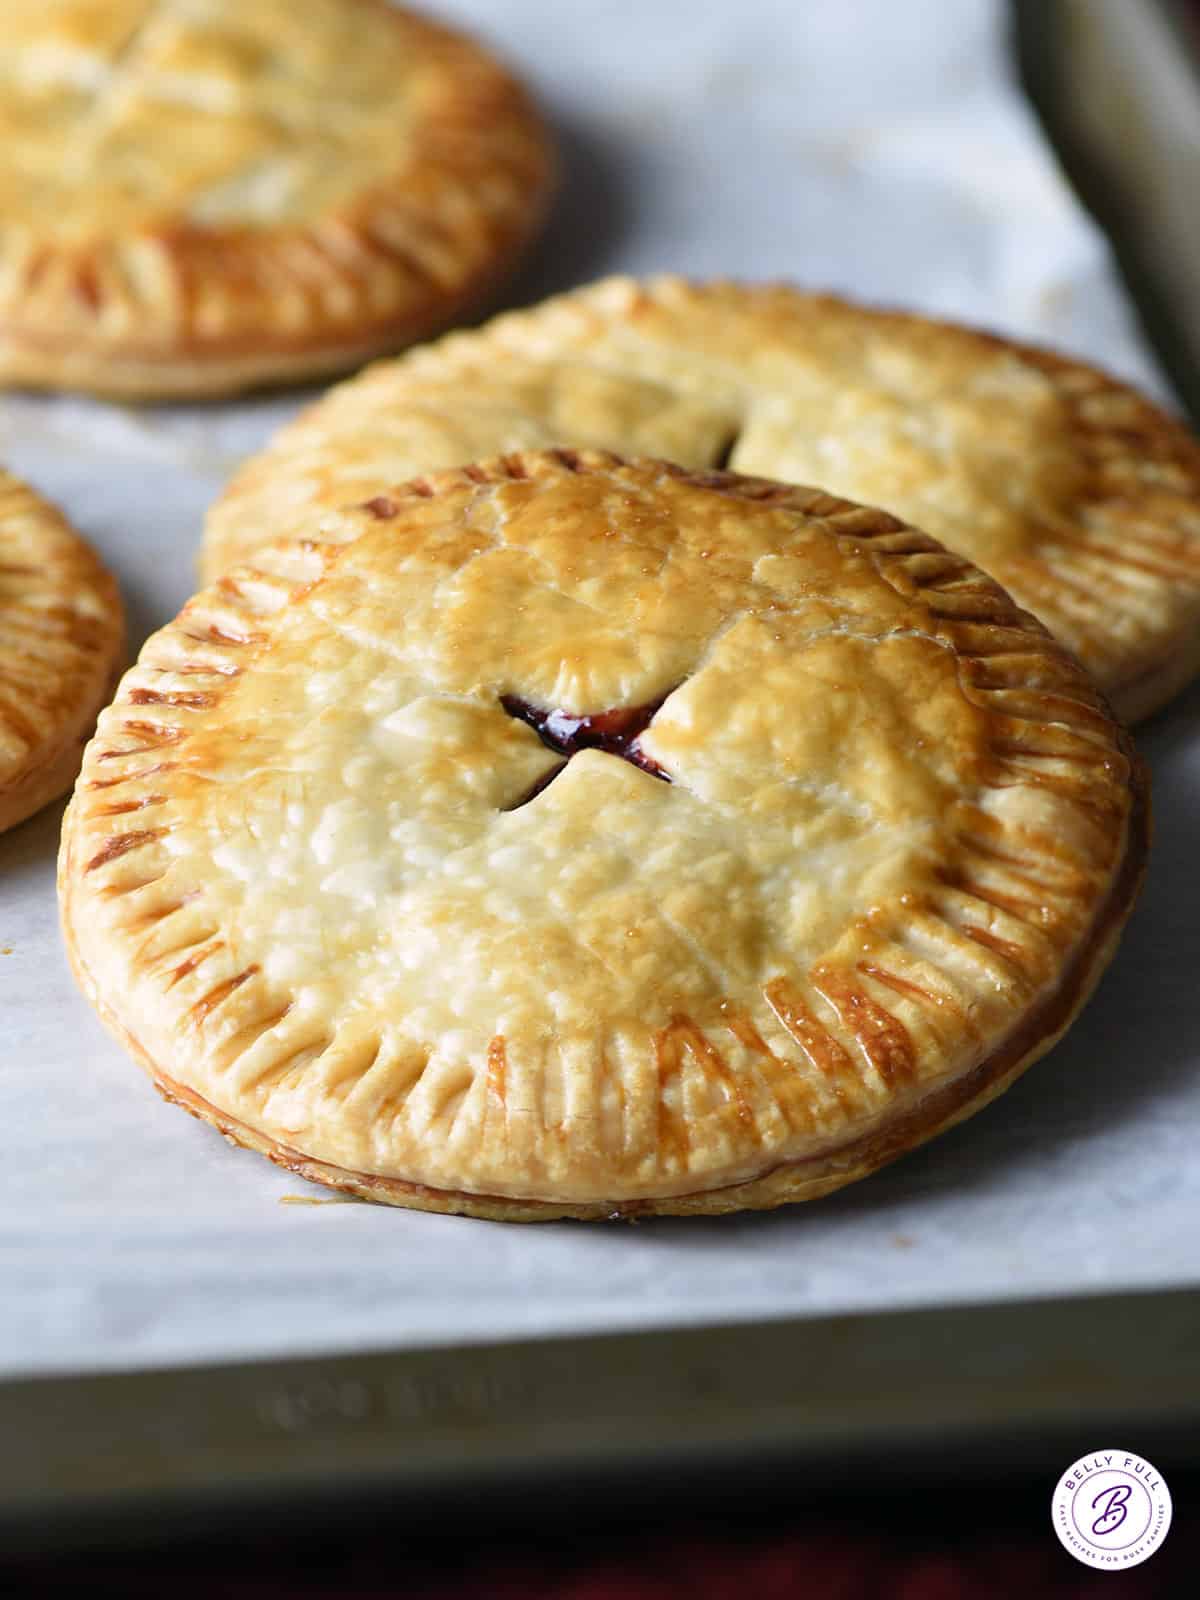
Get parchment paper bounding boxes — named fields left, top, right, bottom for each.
left=3, top=0, right=1197, bottom=1379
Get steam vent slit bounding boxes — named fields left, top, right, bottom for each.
left=500, top=692, right=673, bottom=808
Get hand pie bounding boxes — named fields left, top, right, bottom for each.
left=204, top=276, right=1200, bottom=722
left=0, top=467, right=123, bottom=834
left=0, top=0, right=553, bottom=398
left=62, top=453, right=1146, bottom=1219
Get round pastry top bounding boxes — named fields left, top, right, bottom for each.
left=63, top=453, right=1142, bottom=1210
left=0, top=0, right=553, bottom=391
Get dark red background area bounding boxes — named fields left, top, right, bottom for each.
left=4, top=1472, right=1194, bottom=1598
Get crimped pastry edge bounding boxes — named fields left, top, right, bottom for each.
left=60, top=756, right=1147, bottom=1220
left=0, top=653, right=122, bottom=834
left=0, top=247, right=551, bottom=401
left=0, top=471, right=125, bottom=833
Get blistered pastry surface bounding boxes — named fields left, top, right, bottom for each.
left=204, top=277, right=1200, bottom=719
left=63, top=453, right=1140, bottom=1205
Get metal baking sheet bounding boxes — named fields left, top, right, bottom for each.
left=4, top=1287, right=1200, bottom=1550
left=1015, top=0, right=1200, bottom=417
left=3, top=0, right=1200, bottom=1513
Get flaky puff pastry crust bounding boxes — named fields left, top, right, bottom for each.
left=0, top=468, right=124, bottom=834
left=204, top=277, right=1200, bottom=723
left=63, top=452, right=1146, bottom=1219
left=0, top=0, right=554, bottom=398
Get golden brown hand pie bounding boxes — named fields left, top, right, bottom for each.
left=62, top=452, right=1146, bottom=1219
left=0, top=0, right=554, bottom=398
left=203, top=277, right=1200, bottom=722
left=0, top=467, right=123, bottom=834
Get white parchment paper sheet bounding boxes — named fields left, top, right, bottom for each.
left=2, top=0, right=1197, bottom=1378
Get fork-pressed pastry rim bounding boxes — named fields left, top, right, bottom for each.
left=0, top=467, right=124, bottom=834
left=67, top=800, right=1145, bottom=1220
left=62, top=451, right=1147, bottom=1218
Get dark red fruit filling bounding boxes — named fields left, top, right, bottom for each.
left=501, top=692, right=672, bottom=808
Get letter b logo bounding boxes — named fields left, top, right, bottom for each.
left=1091, top=1483, right=1131, bottom=1536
